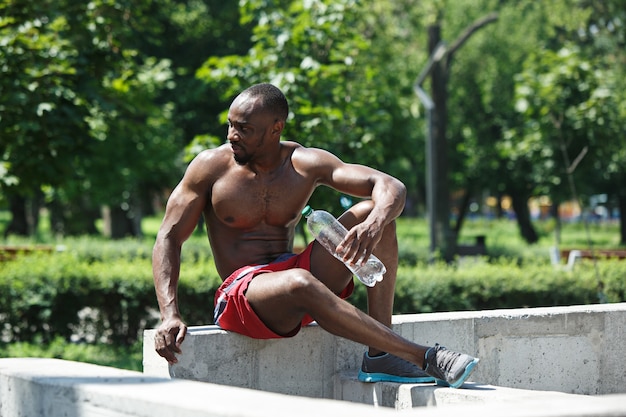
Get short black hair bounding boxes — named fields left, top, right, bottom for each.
left=241, top=83, right=289, bottom=121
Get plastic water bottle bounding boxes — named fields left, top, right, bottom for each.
left=301, top=205, right=386, bottom=287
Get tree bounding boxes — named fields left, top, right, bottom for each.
left=440, top=0, right=597, bottom=245
left=513, top=39, right=626, bottom=244
left=414, top=4, right=498, bottom=260
left=0, top=0, right=180, bottom=237
left=1, top=0, right=93, bottom=234
left=195, top=0, right=426, bottom=214
left=502, top=0, right=626, bottom=246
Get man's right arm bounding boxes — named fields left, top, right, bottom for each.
left=152, top=151, right=212, bottom=363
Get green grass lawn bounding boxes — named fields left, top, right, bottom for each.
left=0, top=338, right=143, bottom=371
left=1, top=208, right=622, bottom=250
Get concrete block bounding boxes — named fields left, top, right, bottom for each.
left=469, top=304, right=626, bottom=394
left=0, top=358, right=398, bottom=417
left=144, top=303, right=626, bottom=403
left=144, top=323, right=343, bottom=398
left=335, top=373, right=623, bottom=412
left=4, top=358, right=626, bottom=417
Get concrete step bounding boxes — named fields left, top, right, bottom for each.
left=335, top=373, right=595, bottom=410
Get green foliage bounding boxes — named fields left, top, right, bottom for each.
left=2, top=220, right=624, bottom=351
left=0, top=337, right=143, bottom=371
left=0, top=0, right=183, bottom=235
left=350, top=258, right=624, bottom=315
left=196, top=0, right=425, bottom=212
left=0, top=244, right=219, bottom=345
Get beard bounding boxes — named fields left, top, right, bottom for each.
left=232, top=147, right=252, bottom=165
left=231, top=142, right=251, bottom=165
left=233, top=153, right=251, bottom=165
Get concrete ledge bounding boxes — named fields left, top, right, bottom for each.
left=144, top=303, right=626, bottom=401
left=2, top=358, right=626, bottom=417
left=335, top=373, right=615, bottom=410
left=143, top=323, right=343, bottom=397
left=0, top=358, right=394, bottom=417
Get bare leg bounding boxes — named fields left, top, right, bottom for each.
left=246, top=268, right=428, bottom=368
left=334, top=201, right=399, bottom=356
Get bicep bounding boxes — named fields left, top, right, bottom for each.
left=295, top=146, right=396, bottom=197
left=158, top=157, right=212, bottom=244
left=316, top=151, right=404, bottom=201
left=160, top=183, right=206, bottom=242
left=294, top=147, right=370, bottom=195
left=326, top=163, right=380, bottom=197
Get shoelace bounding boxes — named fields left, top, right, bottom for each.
left=425, top=344, right=455, bottom=379
left=435, top=345, right=460, bottom=373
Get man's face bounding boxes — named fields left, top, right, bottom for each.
left=226, top=95, right=274, bottom=165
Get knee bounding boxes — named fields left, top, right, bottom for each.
left=284, top=268, right=323, bottom=297
left=338, top=200, right=375, bottom=228
left=340, top=200, right=397, bottom=235
left=351, top=200, right=375, bottom=221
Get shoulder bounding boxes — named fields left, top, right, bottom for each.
left=190, top=144, right=231, bottom=166
left=183, top=145, right=232, bottom=185
left=287, top=141, right=343, bottom=171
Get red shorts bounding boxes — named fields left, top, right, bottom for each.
left=213, top=243, right=354, bottom=339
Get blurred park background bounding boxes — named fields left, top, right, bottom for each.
left=1, top=0, right=625, bottom=370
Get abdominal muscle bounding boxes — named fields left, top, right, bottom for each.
left=206, top=211, right=298, bottom=280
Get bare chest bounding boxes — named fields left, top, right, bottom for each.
left=210, top=169, right=312, bottom=229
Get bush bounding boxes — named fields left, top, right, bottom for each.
left=349, top=257, right=625, bottom=315
left=0, top=248, right=221, bottom=346
left=2, top=236, right=624, bottom=349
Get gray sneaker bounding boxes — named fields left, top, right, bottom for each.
left=423, top=344, right=479, bottom=388
left=358, top=352, right=436, bottom=383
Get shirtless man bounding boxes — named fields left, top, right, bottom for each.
left=152, top=83, right=479, bottom=388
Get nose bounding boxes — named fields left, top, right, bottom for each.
left=227, top=124, right=237, bottom=142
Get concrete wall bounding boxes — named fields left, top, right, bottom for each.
left=2, top=304, right=626, bottom=416
left=0, top=358, right=397, bottom=417
left=2, top=358, right=626, bottom=417
left=143, top=303, right=626, bottom=398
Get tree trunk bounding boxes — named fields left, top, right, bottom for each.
left=453, top=187, right=472, bottom=237
left=550, top=199, right=561, bottom=246
left=102, top=204, right=143, bottom=239
left=617, top=193, right=626, bottom=245
left=3, top=193, right=40, bottom=237
left=510, top=189, right=539, bottom=244
left=428, top=24, right=454, bottom=261
left=48, top=195, right=99, bottom=236
left=4, top=194, right=29, bottom=237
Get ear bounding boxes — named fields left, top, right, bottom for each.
left=272, top=120, right=284, bottom=136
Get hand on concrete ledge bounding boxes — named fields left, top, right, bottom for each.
left=154, top=316, right=187, bottom=364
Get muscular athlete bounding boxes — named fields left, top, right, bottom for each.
left=152, top=83, right=479, bottom=387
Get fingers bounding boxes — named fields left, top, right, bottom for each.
left=155, top=325, right=187, bottom=364
left=175, top=325, right=187, bottom=348
left=340, top=226, right=377, bottom=266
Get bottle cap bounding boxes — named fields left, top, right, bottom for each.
left=301, top=205, right=312, bottom=216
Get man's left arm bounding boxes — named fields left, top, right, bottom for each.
left=334, top=163, right=406, bottom=262
left=303, top=145, right=405, bottom=263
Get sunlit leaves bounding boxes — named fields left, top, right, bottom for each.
left=0, top=0, right=179, bottom=223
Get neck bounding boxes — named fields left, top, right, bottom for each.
left=247, top=142, right=284, bottom=174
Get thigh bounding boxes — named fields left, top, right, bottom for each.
left=245, top=269, right=316, bottom=336
left=309, top=242, right=353, bottom=293
left=309, top=201, right=373, bottom=292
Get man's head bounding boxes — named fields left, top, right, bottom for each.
left=239, top=83, right=289, bottom=122
left=227, top=83, right=288, bottom=165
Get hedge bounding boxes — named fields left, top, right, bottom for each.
left=1, top=249, right=624, bottom=346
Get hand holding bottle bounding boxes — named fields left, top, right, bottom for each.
left=335, top=220, right=380, bottom=267
left=302, top=205, right=386, bottom=287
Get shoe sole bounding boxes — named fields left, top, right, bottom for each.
left=435, top=358, right=480, bottom=389
left=358, top=370, right=436, bottom=384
